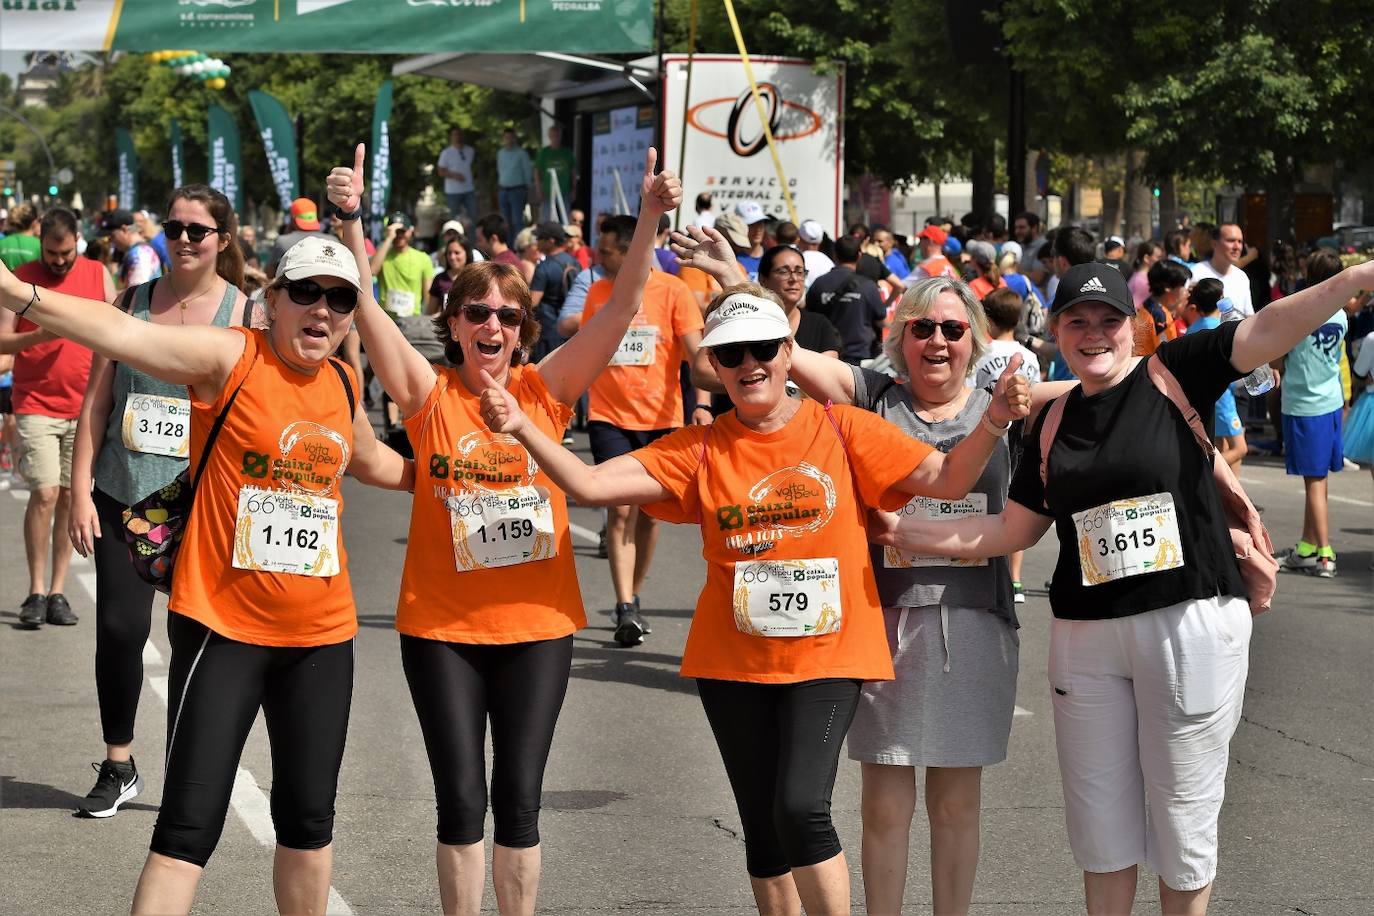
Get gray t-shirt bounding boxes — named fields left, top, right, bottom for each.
left=851, top=365, right=1018, bottom=627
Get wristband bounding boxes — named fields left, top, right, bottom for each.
left=693, top=404, right=713, bottom=414
left=329, top=201, right=362, bottom=222
left=16, top=283, right=39, bottom=318
left=980, top=413, right=1010, bottom=438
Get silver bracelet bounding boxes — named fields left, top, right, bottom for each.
left=980, top=413, right=1010, bottom=438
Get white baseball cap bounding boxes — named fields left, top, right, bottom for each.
left=275, top=236, right=361, bottom=290
left=735, top=200, right=768, bottom=225
left=440, top=219, right=465, bottom=237
left=798, top=219, right=824, bottom=244
left=700, top=294, right=792, bottom=348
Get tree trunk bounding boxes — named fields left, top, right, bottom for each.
left=1123, top=149, right=1153, bottom=241
left=1266, top=161, right=1296, bottom=248
left=1157, top=174, right=1179, bottom=236
left=971, top=141, right=994, bottom=220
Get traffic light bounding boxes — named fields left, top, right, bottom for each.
left=48, top=184, right=59, bottom=196
left=1152, top=186, right=1161, bottom=198
left=2, top=186, right=11, bottom=197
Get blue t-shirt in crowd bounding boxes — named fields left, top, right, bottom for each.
left=737, top=253, right=761, bottom=281
left=884, top=249, right=910, bottom=280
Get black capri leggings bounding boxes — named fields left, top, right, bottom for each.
left=400, top=634, right=573, bottom=849
left=92, top=487, right=157, bottom=747
left=151, top=612, right=353, bottom=868
left=696, top=677, right=862, bottom=879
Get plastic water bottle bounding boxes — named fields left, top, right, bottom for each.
left=1219, top=298, right=1275, bottom=395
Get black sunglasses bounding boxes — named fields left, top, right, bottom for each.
left=164, top=220, right=224, bottom=244
left=907, top=318, right=970, bottom=342
left=711, top=338, right=784, bottom=369
left=283, top=279, right=359, bottom=314
left=460, top=304, right=525, bottom=328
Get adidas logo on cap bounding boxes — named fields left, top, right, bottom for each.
left=1079, top=276, right=1108, bottom=294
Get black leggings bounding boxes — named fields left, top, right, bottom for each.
left=151, top=612, right=353, bottom=868
left=696, top=677, right=862, bottom=879
left=400, top=634, right=573, bottom=849
left=92, top=487, right=157, bottom=746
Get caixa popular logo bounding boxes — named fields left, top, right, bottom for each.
left=688, top=82, right=822, bottom=157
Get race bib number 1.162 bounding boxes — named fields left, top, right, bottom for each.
left=232, top=486, right=341, bottom=577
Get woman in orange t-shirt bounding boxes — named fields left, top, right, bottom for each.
left=1, top=236, right=411, bottom=916
left=327, top=144, right=681, bottom=912
left=480, top=290, right=1029, bottom=914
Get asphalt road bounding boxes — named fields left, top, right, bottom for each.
left=1, top=438, right=1370, bottom=915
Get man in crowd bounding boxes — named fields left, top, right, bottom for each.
left=570, top=214, right=708, bottom=646
left=475, top=213, right=521, bottom=268
left=1192, top=222, right=1255, bottom=317
left=711, top=211, right=756, bottom=281
left=0, top=202, right=40, bottom=270
left=797, top=219, right=834, bottom=287
left=805, top=235, right=887, bottom=364
left=874, top=226, right=910, bottom=280
left=912, top=224, right=957, bottom=279
left=267, top=198, right=328, bottom=274
left=0, top=208, right=112, bottom=627
left=1014, top=209, right=1047, bottom=268
left=135, top=210, right=168, bottom=266
left=496, top=127, right=534, bottom=236
left=693, top=191, right=716, bottom=229
left=528, top=221, right=579, bottom=361
left=371, top=211, right=434, bottom=319
left=437, top=126, right=478, bottom=232
left=103, top=209, right=162, bottom=287
left=733, top=201, right=770, bottom=280
left=1103, top=235, right=1128, bottom=273
left=534, top=123, right=576, bottom=222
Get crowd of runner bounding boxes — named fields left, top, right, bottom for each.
left=1, top=135, right=1372, bottom=916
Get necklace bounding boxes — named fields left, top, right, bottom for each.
left=171, top=276, right=220, bottom=324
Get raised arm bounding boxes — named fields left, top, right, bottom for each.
left=327, top=143, right=437, bottom=418
left=669, top=225, right=748, bottom=287
left=346, top=404, right=414, bottom=491
left=536, top=148, right=682, bottom=405
left=479, top=368, right=669, bottom=505
left=0, top=261, right=242, bottom=395
left=897, top=355, right=1031, bottom=499
left=788, top=346, right=857, bottom=405
left=1231, top=258, right=1374, bottom=371
left=870, top=498, right=1054, bottom=559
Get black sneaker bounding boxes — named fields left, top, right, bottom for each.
left=76, top=758, right=143, bottom=818
left=18, top=594, right=45, bottom=629
left=45, top=593, right=78, bottom=626
left=633, top=593, right=652, bottom=634
left=612, top=602, right=646, bottom=647
left=597, top=527, right=608, bottom=559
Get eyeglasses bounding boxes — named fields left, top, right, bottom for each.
left=907, top=318, right=970, bottom=342
left=283, top=279, right=359, bottom=315
left=711, top=338, right=784, bottom=369
left=766, top=266, right=807, bottom=279
left=461, top=304, right=525, bottom=328
left=164, top=220, right=223, bottom=244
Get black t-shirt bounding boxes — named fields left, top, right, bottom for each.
left=857, top=252, right=888, bottom=283
left=1008, top=321, right=1247, bottom=620
left=708, top=311, right=844, bottom=416
left=804, top=267, right=887, bottom=364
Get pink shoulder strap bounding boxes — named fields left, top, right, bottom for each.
left=1037, top=394, right=1070, bottom=509
left=822, top=399, right=849, bottom=450
left=1146, top=355, right=1217, bottom=459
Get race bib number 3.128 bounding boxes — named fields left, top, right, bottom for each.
left=232, top=487, right=340, bottom=577
left=884, top=494, right=988, bottom=568
left=732, top=557, right=841, bottom=637
left=609, top=326, right=657, bottom=366
left=1072, top=492, right=1184, bottom=585
left=121, top=394, right=191, bottom=457
left=446, top=485, right=556, bottom=571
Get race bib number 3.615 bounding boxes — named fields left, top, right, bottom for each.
left=121, top=394, right=191, bottom=457
left=232, top=487, right=340, bottom=577
left=732, top=557, right=841, bottom=637
left=446, top=485, right=556, bottom=571
left=1072, top=492, right=1183, bottom=586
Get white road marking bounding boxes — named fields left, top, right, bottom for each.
left=568, top=521, right=600, bottom=545
left=1014, top=706, right=1032, bottom=717
left=142, top=639, right=162, bottom=666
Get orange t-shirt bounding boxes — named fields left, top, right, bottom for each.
left=968, top=275, right=1007, bottom=300
left=1132, top=306, right=1161, bottom=356
left=170, top=328, right=359, bottom=647
left=582, top=270, right=703, bottom=431
left=632, top=400, right=935, bottom=683
left=396, top=365, right=587, bottom=643
left=676, top=264, right=718, bottom=309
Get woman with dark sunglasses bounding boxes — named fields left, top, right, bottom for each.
left=326, top=144, right=680, bottom=915
left=477, top=285, right=1029, bottom=915
left=0, top=232, right=412, bottom=915
left=66, top=184, right=249, bottom=820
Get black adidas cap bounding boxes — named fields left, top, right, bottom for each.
left=1050, top=262, right=1135, bottom=317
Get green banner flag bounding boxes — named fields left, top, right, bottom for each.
left=248, top=91, right=300, bottom=212
left=369, top=80, right=394, bottom=242
left=115, top=127, right=138, bottom=210
left=170, top=119, right=185, bottom=190
left=0, top=1, right=653, bottom=54
left=207, top=104, right=242, bottom=214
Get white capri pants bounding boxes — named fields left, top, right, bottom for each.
left=1048, top=594, right=1251, bottom=891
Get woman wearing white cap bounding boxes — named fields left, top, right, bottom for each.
left=478, top=287, right=1029, bottom=914
left=0, top=236, right=412, bottom=915
left=869, top=258, right=1374, bottom=915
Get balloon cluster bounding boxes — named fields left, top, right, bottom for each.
left=148, top=50, right=231, bottom=90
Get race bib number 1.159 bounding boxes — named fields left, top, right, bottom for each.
left=1072, top=492, right=1184, bottom=585
left=446, top=485, right=557, bottom=571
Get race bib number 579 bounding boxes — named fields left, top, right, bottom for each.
left=732, top=557, right=841, bottom=637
